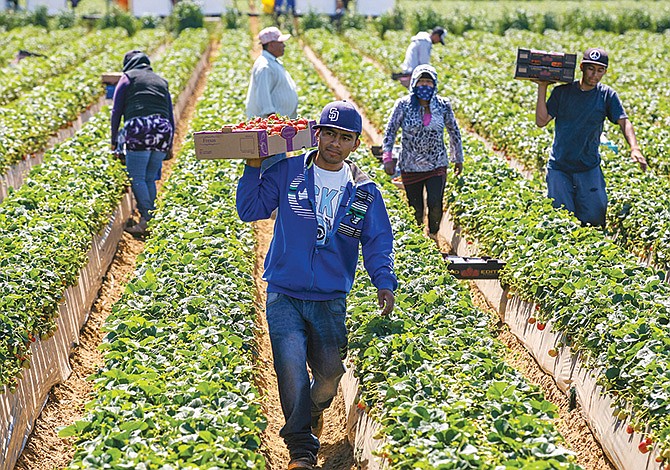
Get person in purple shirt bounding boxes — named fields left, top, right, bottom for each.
left=534, top=47, right=647, bottom=228
left=111, top=50, right=174, bottom=236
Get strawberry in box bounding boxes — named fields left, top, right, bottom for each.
left=194, top=114, right=317, bottom=160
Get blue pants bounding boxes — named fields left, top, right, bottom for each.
left=265, top=292, right=348, bottom=463
left=546, top=166, right=607, bottom=228
left=125, top=149, right=165, bottom=220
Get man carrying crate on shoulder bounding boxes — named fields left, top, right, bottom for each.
left=236, top=100, right=397, bottom=470
left=534, top=47, right=647, bottom=228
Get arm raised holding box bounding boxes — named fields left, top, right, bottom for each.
left=534, top=80, right=554, bottom=128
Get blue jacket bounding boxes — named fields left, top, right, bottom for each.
left=237, top=150, right=397, bottom=301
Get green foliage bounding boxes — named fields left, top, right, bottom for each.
left=0, top=10, right=31, bottom=30
left=616, top=8, right=653, bottom=33
left=222, top=8, right=241, bottom=29
left=528, top=11, right=559, bottom=33
left=300, top=10, right=332, bottom=31
left=408, top=6, right=445, bottom=35
left=373, top=7, right=404, bottom=39
left=54, top=10, right=76, bottom=29
left=496, top=8, right=531, bottom=34
left=138, top=14, right=161, bottom=29
left=30, top=6, right=49, bottom=29
left=167, top=0, right=204, bottom=33
left=444, top=9, right=488, bottom=35
left=98, top=6, right=139, bottom=36
left=340, top=11, right=366, bottom=30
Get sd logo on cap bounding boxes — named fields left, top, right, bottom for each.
left=314, top=101, right=362, bottom=134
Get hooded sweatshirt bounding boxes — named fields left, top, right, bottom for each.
left=111, top=52, right=174, bottom=148
left=237, top=150, right=397, bottom=301
left=401, top=31, right=432, bottom=74
left=383, top=64, right=464, bottom=173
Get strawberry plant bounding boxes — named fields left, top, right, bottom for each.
left=0, top=26, right=84, bottom=67
left=64, top=27, right=267, bottom=469
left=302, top=27, right=670, bottom=462
left=0, top=27, right=211, bottom=392
left=0, top=28, right=111, bottom=106
left=0, top=28, right=169, bottom=175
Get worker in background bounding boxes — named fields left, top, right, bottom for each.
left=401, top=26, right=447, bottom=76
left=534, top=47, right=647, bottom=228
left=111, top=50, right=174, bottom=236
left=245, top=26, right=299, bottom=172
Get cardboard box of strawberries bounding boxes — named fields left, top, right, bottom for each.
left=194, top=114, right=317, bottom=160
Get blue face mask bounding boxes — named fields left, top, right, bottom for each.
left=414, top=85, right=434, bottom=101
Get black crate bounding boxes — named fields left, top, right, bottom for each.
left=517, top=48, right=577, bottom=68
left=442, top=255, right=505, bottom=279
left=514, top=63, right=575, bottom=83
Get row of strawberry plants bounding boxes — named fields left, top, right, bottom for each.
left=0, top=27, right=211, bottom=391
left=0, top=25, right=84, bottom=67
left=344, top=148, right=582, bottom=468
left=63, top=27, right=267, bottom=469
left=302, top=29, right=670, bottom=462
left=294, top=28, right=583, bottom=467
left=447, top=134, right=670, bottom=461
left=339, top=27, right=670, bottom=273
left=0, top=28, right=168, bottom=175
left=0, top=29, right=120, bottom=106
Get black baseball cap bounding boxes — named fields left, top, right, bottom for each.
left=431, top=26, right=446, bottom=45
left=582, top=47, right=608, bottom=68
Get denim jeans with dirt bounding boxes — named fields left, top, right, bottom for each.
left=125, top=149, right=165, bottom=220
left=265, top=292, right=348, bottom=464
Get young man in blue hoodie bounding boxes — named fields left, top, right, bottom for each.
left=236, top=101, right=397, bottom=470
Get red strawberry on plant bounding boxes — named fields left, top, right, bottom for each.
left=639, top=442, right=649, bottom=454
left=528, top=317, right=537, bottom=324
left=537, top=322, right=546, bottom=331
left=626, top=424, right=634, bottom=434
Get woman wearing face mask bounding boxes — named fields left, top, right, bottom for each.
left=382, top=64, right=464, bottom=238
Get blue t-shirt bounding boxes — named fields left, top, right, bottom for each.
left=546, top=81, right=627, bottom=173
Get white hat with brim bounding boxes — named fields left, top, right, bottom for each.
left=259, top=26, right=291, bottom=45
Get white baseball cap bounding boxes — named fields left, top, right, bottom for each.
left=259, top=26, right=291, bottom=45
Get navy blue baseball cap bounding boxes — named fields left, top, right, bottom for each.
left=314, top=100, right=362, bottom=134
left=582, top=47, right=608, bottom=68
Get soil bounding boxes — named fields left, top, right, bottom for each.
left=13, top=39, right=215, bottom=470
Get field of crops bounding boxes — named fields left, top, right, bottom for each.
left=1, top=1, right=670, bottom=469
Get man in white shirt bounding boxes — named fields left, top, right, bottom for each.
left=401, top=26, right=446, bottom=75
left=245, top=26, right=299, bottom=119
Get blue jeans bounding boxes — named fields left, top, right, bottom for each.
left=265, top=292, right=348, bottom=463
left=546, top=166, right=607, bottom=228
left=125, top=149, right=165, bottom=220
